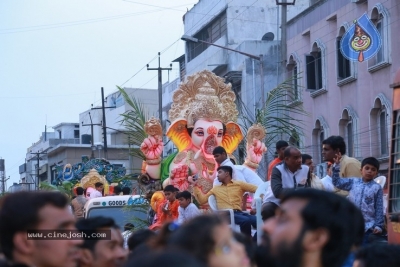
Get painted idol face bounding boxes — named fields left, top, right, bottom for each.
left=191, top=119, right=224, bottom=155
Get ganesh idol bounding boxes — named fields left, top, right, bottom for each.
left=140, top=70, right=266, bottom=194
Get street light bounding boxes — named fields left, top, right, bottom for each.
left=275, top=0, right=296, bottom=68
left=181, top=35, right=265, bottom=108
left=275, top=0, right=296, bottom=4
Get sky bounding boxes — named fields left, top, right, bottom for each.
left=0, top=0, right=197, bottom=185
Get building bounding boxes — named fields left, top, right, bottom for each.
left=20, top=87, right=158, bottom=188
left=21, top=123, right=80, bottom=190
left=285, top=0, right=398, bottom=176
left=172, top=0, right=311, bottom=170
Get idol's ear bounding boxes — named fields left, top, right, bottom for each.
left=222, top=122, right=244, bottom=154
left=166, top=119, right=191, bottom=152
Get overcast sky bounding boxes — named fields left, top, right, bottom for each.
left=0, top=0, right=196, bottom=185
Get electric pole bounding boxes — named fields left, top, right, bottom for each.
left=82, top=112, right=102, bottom=159
left=147, top=52, right=172, bottom=128
left=30, top=151, right=47, bottom=190
left=0, top=159, right=8, bottom=194
left=91, top=87, right=116, bottom=160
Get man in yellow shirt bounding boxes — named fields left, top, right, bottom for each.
left=193, top=165, right=258, bottom=237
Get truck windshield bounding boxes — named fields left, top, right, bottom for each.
left=86, top=206, right=148, bottom=231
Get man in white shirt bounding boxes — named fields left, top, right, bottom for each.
left=321, top=163, right=335, bottom=192
left=176, top=191, right=201, bottom=224
left=262, top=147, right=310, bottom=221
left=90, top=182, right=104, bottom=199
left=122, top=223, right=134, bottom=249
left=212, top=146, right=263, bottom=187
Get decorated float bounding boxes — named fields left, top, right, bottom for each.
left=50, top=70, right=267, bottom=208
left=51, top=156, right=132, bottom=197
left=138, top=70, right=267, bottom=198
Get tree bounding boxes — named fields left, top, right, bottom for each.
left=40, top=181, right=74, bottom=199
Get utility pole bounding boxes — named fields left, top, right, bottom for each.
left=147, top=52, right=172, bottom=128
left=82, top=112, right=102, bottom=159
left=91, top=87, right=116, bottom=160
left=30, top=151, right=47, bottom=190
left=0, top=159, right=8, bottom=194
left=281, top=1, right=287, bottom=70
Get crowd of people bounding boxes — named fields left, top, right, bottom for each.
left=0, top=135, right=399, bottom=267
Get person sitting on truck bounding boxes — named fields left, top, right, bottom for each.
left=176, top=190, right=201, bottom=224
left=71, top=187, right=87, bottom=218
left=332, top=153, right=384, bottom=245
left=149, top=185, right=179, bottom=231
left=113, top=186, right=122, bottom=196
left=145, top=189, right=165, bottom=225
left=122, top=187, right=131, bottom=195
left=89, top=182, right=104, bottom=199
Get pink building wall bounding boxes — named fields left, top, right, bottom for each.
left=286, top=0, right=399, bottom=173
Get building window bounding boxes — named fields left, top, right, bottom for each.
left=339, top=107, right=359, bottom=158
left=286, top=53, right=302, bottom=105
left=389, top=111, right=400, bottom=212
left=187, top=11, right=227, bottom=62
left=306, top=40, right=327, bottom=97
left=306, top=52, right=322, bottom=89
left=74, top=130, right=80, bottom=139
left=368, top=4, right=391, bottom=72
left=346, top=121, right=354, bottom=157
left=312, top=117, right=329, bottom=164
left=380, top=110, right=388, bottom=155
left=370, top=94, right=391, bottom=158
left=337, top=24, right=357, bottom=86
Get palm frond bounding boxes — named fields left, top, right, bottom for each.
left=238, top=74, right=309, bottom=151
left=117, top=86, right=150, bottom=160
left=40, top=181, right=74, bottom=199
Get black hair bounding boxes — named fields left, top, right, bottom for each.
left=0, top=191, right=69, bottom=260
left=168, top=214, right=226, bottom=264
left=212, top=146, right=226, bottom=155
left=114, top=186, right=122, bottom=195
left=163, top=185, right=178, bottom=193
left=94, top=182, right=103, bottom=188
left=217, top=165, right=233, bottom=178
left=233, top=232, right=257, bottom=266
left=276, top=140, right=289, bottom=150
left=322, top=135, right=346, bottom=155
left=176, top=190, right=192, bottom=200
left=354, top=244, right=400, bottom=267
left=124, top=223, right=135, bottom=231
left=75, top=216, right=119, bottom=251
left=283, top=146, right=299, bottom=158
left=361, top=157, right=380, bottom=171
left=122, top=187, right=131, bottom=195
left=280, top=189, right=364, bottom=267
left=127, top=229, right=156, bottom=252
left=125, top=250, right=206, bottom=267
left=301, top=154, right=312, bottom=164
left=148, top=222, right=180, bottom=250
left=76, top=186, right=84, bottom=195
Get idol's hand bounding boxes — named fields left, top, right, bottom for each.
left=140, top=135, right=164, bottom=160
left=247, top=138, right=267, bottom=164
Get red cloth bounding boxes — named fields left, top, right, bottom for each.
left=267, top=158, right=282, bottom=181
left=149, top=199, right=179, bottom=231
